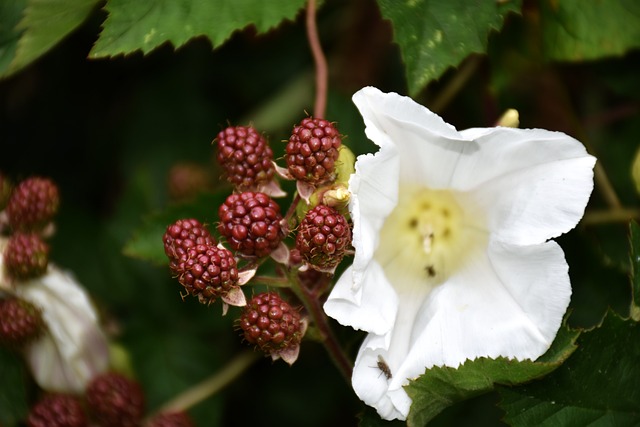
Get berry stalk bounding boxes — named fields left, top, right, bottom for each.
left=152, top=351, right=260, bottom=417
left=285, top=267, right=353, bottom=382
left=306, top=0, right=327, bottom=119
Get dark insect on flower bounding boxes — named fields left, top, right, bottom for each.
left=376, top=355, right=392, bottom=380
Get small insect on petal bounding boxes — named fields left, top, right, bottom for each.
left=376, top=355, right=392, bottom=380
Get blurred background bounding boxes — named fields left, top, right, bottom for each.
left=1, top=0, right=638, bottom=425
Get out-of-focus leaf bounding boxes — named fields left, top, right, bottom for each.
left=405, top=324, right=578, bottom=427
left=376, top=0, right=521, bottom=95
left=91, top=0, right=307, bottom=57
left=3, top=0, right=99, bottom=78
left=0, top=0, right=26, bottom=77
left=0, top=347, right=29, bottom=426
left=499, top=312, right=640, bottom=426
left=541, top=0, right=640, bottom=62
left=629, top=221, right=640, bottom=320
left=123, top=192, right=228, bottom=265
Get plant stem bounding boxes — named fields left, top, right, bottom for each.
left=250, top=275, right=291, bottom=287
left=287, top=269, right=353, bottom=382
left=152, top=351, right=260, bottom=416
left=582, top=207, right=640, bottom=225
left=306, top=0, right=327, bottom=119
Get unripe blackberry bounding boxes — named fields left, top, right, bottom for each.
left=218, top=192, right=283, bottom=257
left=163, top=218, right=216, bottom=275
left=286, top=118, right=341, bottom=185
left=147, top=411, right=195, bottom=427
left=296, top=205, right=351, bottom=272
left=0, top=297, right=44, bottom=347
left=178, top=244, right=239, bottom=304
left=27, top=393, right=87, bottom=427
left=6, top=176, right=59, bottom=231
left=86, top=372, right=144, bottom=427
left=4, top=233, right=49, bottom=281
left=216, top=126, right=275, bottom=190
left=167, top=162, right=212, bottom=201
left=239, top=292, right=303, bottom=357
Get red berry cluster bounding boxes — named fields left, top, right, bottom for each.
left=286, top=117, right=341, bottom=185
left=86, top=372, right=145, bottom=427
left=216, top=126, right=275, bottom=191
left=239, top=292, right=303, bottom=360
left=1, top=176, right=59, bottom=283
left=4, top=233, right=49, bottom=281
left=6, top=176, right=59, bottom=232
left=163, top=218, right=239, bottom=304
left=218, top=191, right=283, bottom=258
left=296, top=205, right=351, bottom=272
left=27, top=394, right=87, bottom=427
left=0, top=297, right=44, bottom=348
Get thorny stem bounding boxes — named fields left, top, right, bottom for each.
left=287, top=267, right=353, bottom=382
left=151, top=351, right=260, bottom=417
left=306, top=0, right=328, bottom=119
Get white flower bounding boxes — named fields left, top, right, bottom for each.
left=0, top=240, right=109, bottom=393
left=323, top=87, right=596, bottom=420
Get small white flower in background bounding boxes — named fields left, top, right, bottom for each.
left=0, top=240, right=109, bottom=393
left=324, top=87, right=596, bottom=420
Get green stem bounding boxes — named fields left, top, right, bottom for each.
left=250, top=275, right=291, bottom=287
left=582, top=208, right=640, bottom=225
left=153, top=351, right=260, bottom=416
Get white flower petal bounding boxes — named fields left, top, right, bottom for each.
left=391, top=240, right=570, bottom=385
left=455, top=127, right=596, bottom=245
left=17, top=266, right=109, bottom=393
left=352, top=339, right=406, bottom=421
left=353, top=87, right=475, bottom=189
left=324, top=263, right=398, bottom=336
left=348, top=142, right=399, bottom=283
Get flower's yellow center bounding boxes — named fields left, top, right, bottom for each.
left=374, top=186, right=486, bottom=291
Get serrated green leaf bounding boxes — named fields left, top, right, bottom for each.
left=377, top=0, right=521, bottom=96
left=3, top=0, right=99, bottom=78
left=0, top=0, right=27, bottom=77
left=91, top=0, right=307, bottom=58
left=499, top=312, right=640, bottom=426
left=405, top=324, right=578, bottom=427
left=630, top=221, right=640, bottom=321
left=541, top=0, right=640, bottom=62
left=123, top=191, right=228, bottom=265
left=0, top=347, right=29, bottom=426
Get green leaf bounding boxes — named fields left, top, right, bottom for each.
left=3, top=0, right=99, bottom=78
left=123, top=191, right=228, bottom=265
left=499, top=312, right=640, bottom=426
left=630, top=221, right=640, bottom=321
left=376, top=0, right=521, bottom=96
left=0, top=0, right=26, bottom=77
left=0, top=347, right=29, bottom=426
left=541, top=0, right=640, bottom=62
left=405, top=325, right=578, bottom=427
left=91, top=0, right=307, bottom=58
